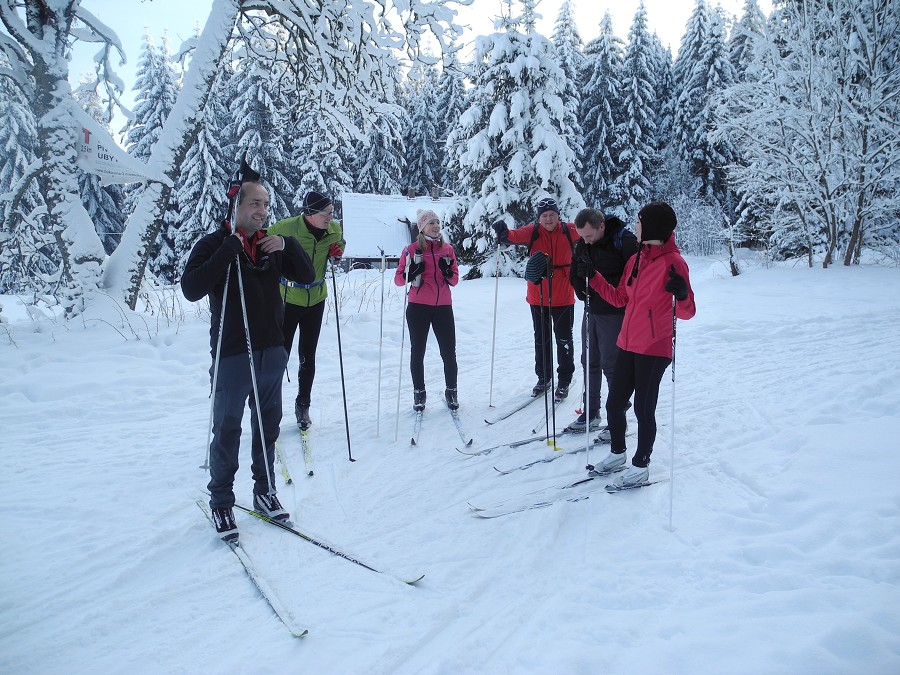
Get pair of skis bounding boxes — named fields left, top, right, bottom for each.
left=467, top=468, right=667, bottom=518
left=198, top=498, right=426, bottom=638
left=457, top=423, right=608, bottom=459
left=483, top=388, right=569, bottom=426
left=411, top=399, right=473, bottom=447
left=275, top=426, right=314, bottom=484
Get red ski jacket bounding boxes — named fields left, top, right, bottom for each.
left=506, top=222, right=580, bottom=307
left=588, top=236, right=695, bottom=358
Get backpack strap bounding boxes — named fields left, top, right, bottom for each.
left=528, top=222, right=576, bottom=255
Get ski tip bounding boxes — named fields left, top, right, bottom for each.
left=404, top=573, right=426, bottom=585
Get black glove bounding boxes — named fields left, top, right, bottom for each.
left=224, top=232, right=245, bottom=255
left=492, top=221, right=509, bottom=244
left=406, top=259, right=424, bottom=282
left=573, top=278, right=587, bottom=302
left=575, top=252, right=596, bottom=279
left=438, top=256, right=453, bottom=279
left=665, top=264, right=688, bottom=301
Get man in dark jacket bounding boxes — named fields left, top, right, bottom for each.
left=182, top=179, right=314, bottom=542
left=568, top=209, right=638, bottom=431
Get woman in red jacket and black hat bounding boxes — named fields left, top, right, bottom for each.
left=576, top=201, right=696, bottom=488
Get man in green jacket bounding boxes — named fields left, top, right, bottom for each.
left=268, top=190, right=346, bottom=429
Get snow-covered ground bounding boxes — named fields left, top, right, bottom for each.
left=2, top=255, right=899, bottom=674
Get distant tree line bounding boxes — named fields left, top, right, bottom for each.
left=1, top=0, right=898, bottom=311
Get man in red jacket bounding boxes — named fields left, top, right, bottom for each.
left=493, top=197, right=580, bottom=401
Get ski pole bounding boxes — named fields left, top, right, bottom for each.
left=203, top=179, right=242, bottom=471
left=539, top=286, right=552, bottom=445
left=584, top=280, right=591, bottom=468
left=547, top=266, right=559, bottom=449
left=488, top=242, right=501, bottom=407
left=668, top=295, right=677, bottom=531
left=394, top=249, right=410, bottom=442
left=331, top=261, right=354, bottom=461
left=235, top=252, right=278, bottom=500
left=202, top=264, right=231, bottom=470
left=376, top=247, right=385, bottom=437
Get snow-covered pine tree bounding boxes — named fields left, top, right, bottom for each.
left=610, top=2, right=657, bottom=218
left=645, top=35, right=685, bottom=204
left=352, top=71, right=408, bottom=196
left=672, top=0, right=710, bottom=199
left=681, top=6, right=737, bottom=208
left=73, top=75, right=127, bottom=256
left=447, top=0, right=584, bottom=274
left=728, top=0, right=767, bottom=82
left=646, top=35, right=675, bottom=164
left=288, top=107, right=356, bottom=210
left=0, top=59, right=50, bottom=294
left=122, top=31, right=180, bottom=208
left=435, top=56, right=469, bottom=196
left=122, top=32, right=182, bottom=282
left=724, top=0, right=770, bottom=249
left=226, top=25, right=294, bottom=222
left=173, top=72, right=229, bottom=280
left=578, top=12, right=625, bottom=211
left=551, top=0, right=584, bottom=193
left=401, top=64, right=442, bottom=196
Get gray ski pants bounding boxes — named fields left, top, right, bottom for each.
left=581, top=312, right=623, bottom=416
left=207, top=346, right=288, bottom=508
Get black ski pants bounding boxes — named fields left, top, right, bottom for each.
left=530, top=304, right=575, bottom=386
left=606, top=349, right=671, bottom=468
left=283, top=300, right=326, bottom=406
left=406, top=303, right=457, bottom=391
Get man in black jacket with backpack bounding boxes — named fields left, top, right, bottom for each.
left=567, top=209, right=638, bottom=432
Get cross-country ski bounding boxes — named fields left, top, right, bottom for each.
left=468, top=467, right=627, bottom=518
left=299, top=429, right=315, bottom=476
left=197, top=500, right=308, bottom=637
left=232, top=502, right=425, bottom=586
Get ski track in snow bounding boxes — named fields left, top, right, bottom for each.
left=2, top=258, right=899, bottom=673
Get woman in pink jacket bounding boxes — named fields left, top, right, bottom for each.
left=394, top=209, right=460, bottom=412
left=576, top=201, right=696, bottom=488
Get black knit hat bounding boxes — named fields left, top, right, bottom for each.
left=638, top=201, right=677, bottom=243
left=302, top=190, right=332, bottom=215
left=536, top=197, right=560, bottom=219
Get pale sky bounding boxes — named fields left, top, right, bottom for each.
left=71, top=0, right=772, bottom=132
